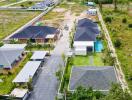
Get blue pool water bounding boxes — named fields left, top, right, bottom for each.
left=95, top=41, right=103, bottom=52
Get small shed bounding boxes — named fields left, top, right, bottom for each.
left=10, top=88, right=28, bottom=100
left=30, top=51, right=47, bottom=61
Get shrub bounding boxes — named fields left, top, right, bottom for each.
left=122, top=18, right=127, bottom=23
left=0, top=42, right=3, bottom=47
left=114, top=39, right=122, bottom=48
left=105, top=16, right=112, bottom=23
left=128, top=24, right=132, bottom=28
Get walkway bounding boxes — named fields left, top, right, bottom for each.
left=28, top=11, right=75, bottom=100
left=96, top=8, right=129, bottom=91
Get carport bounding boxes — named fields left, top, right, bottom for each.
left=13, top=61, right=41, bottom=83
left=30, top=51, right=47, bottom=61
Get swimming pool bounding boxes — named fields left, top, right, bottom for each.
left=95, top=40, right=103, bottom=52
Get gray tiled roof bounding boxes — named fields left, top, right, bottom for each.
left=69, top=66, right=118, bottom=91
left=74, top=27, right=96, bottom=41
left=0, top=49, right=24, bottom=68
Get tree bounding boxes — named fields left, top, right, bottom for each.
left=56, top=64, right=63, bottom=81
left=62, top=53, right=66, bottom=66
left=102, top=83, right=132, bottom=100
left=113, top=0, right=117, bottom=11
left=66, top=86, right=104, bottom=100
left=114, top=39, right=122, bottom=48
left=0, top=42, right=3, bottom=47
left=48, top=39, right=53, bottom=55
left=20, top=4, right=24, bottom=8
left=27, top=78, right=33, bottom=92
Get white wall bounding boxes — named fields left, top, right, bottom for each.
left=73, top=41, right=94, bottom=55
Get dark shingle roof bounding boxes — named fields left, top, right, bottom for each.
left=77, top=18, right=100, bottom=34
left=11, top=26, right=58, bottom=39
left=74, top=27, right=96, bottom=41
left=69, top=66, right=118, bottom=91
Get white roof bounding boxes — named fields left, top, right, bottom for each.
left=74, top=41, right=94, bottom=47
left=10, top=88, right=28, bottom=98
left=45, top=34, right=55, bottom=39
left=1, top=44, right=26, bottom=49
left=31, top=51, right=47, bottom=60
left=13, top=61, right=41, bottom=83
left=88, top=9, right=97, bottom=12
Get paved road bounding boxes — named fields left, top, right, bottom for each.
left=97, top=8, right=129, bottom=91
left=28, top=12, right=75, bottom=100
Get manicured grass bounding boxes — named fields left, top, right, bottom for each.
left=0, top=10, right=40, bottom=41
left=0, top=52, right=32, bottom=95
left=102, top=8, right=132, bottom=91
left=73, top=53, right=104, bottom=66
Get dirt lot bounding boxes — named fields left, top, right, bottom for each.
left=0, top=10, right=40, bottom=41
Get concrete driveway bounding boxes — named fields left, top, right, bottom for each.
left=28, top=12, right=75, bottom=100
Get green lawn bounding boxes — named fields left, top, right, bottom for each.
left=73, top=53, right=104, bottom=66
left=102, top=8, right=132, bottom=91
left=0, top=52, right=32, bottom=95
left=0, top=10, right=40, bottom=41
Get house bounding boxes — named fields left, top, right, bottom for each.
left=87, top=8, right=97, bottom=16
left=73, top=27, right=96, bottom=55
left=10, top=26, right=60, bottom=43
left=73, top=18, right=100, bottom=55
left=69, top=66, right=118, bottom=92
left=13, top=61, right=42, bottom=83
left=0, top=44, right=26, bottom=69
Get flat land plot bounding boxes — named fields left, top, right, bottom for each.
left=0, top=0, right=18, bottom=6
left=0, top=10, right=40, bottom=41
left=102, top=8, right=132, bottom=91
left=38, top=10, right=66, bottom=28
left=11, top=1, right=40, bottom=7
left=57, top=2, right=88, bottom=16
